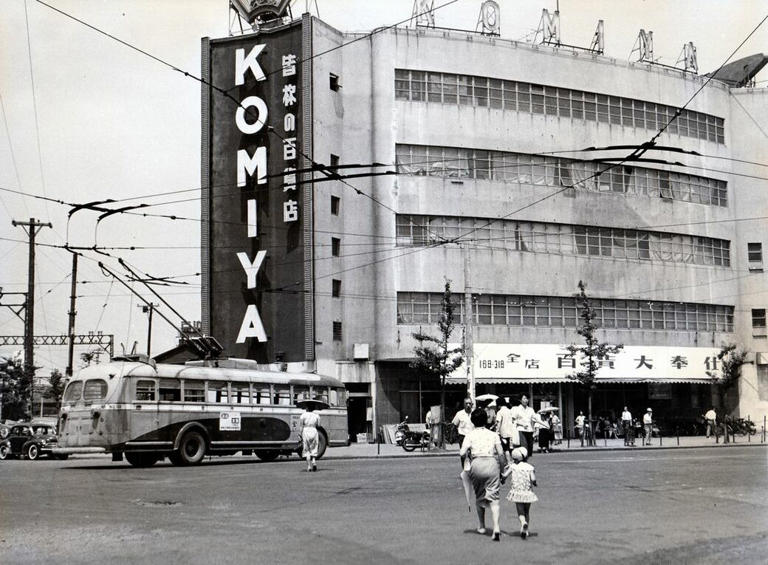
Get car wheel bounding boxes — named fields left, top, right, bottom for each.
left=0, top=444, right=9, bottom=460
left=26, top=444, right=40, bottom=460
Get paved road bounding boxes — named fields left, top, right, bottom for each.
left=1, top=446, right=766, bottom=564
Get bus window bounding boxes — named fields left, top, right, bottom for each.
left=159, top=379, right=181, bottom=402
left=83, top=379, right=108, bottom=404
left=312, top=386, right=329, bottom=405
left=183, top=381, right=204, bottom=403
left=63, top=381, right=83, bottom=404
left=293, top=385, right=309, bottom=405
left=273, top=384, right=291, bottom=406
left=330, top=387, right=347, bottom=407
left=136, top=380, right=156, bottom=401
left=232, top=382, right=249, bottom=404
left=252, top=385, right=271, bottom=405
left=208, top=382, right=228, bottom=404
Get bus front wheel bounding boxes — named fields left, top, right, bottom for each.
left=176, top=431, right=207, bottom=466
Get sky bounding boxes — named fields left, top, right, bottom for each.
left=1, top=0, right=768, bottom=381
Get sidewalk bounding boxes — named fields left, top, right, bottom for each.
left=323, top=434, right=768, bottom=460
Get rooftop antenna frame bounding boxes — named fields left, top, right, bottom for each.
left=475, top=0, right=501, bottom=36
left=532, top=7, right=603, bottom=55
left=412, top=0, right=436, bottom=29
left=676, top=41, right=699, bottom=74
left=229, top=0, right=294, bottom=36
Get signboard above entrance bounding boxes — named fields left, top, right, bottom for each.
left=447, top=343, right=723, bottom=384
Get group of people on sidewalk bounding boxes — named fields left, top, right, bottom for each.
left=575, top=406, right=656, bottom=446
left=453, top=396, right=546, bottom=542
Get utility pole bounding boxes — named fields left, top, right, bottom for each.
left=139, top=303, right=158, bottom=357
left=12, top=218, right=52, bottom=416
left=66, top=253, right=78, bottom=376
left=463, top=245, right=475, bottom=404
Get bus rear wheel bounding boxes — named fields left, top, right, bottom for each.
left=255, top=449, right=279, bottom=462
left=175, top=431, right=206, bottom=466
left=125, top=452, right=160, bottom=467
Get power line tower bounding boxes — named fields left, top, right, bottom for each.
left=12, top=218, right=52, bottom=415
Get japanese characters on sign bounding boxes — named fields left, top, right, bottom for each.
left=449, top=344, right=723, bottom=382
left=206, top=22, right=306, bottom=363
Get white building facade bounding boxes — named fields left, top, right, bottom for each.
left=202, top=16, right=768, bottom=439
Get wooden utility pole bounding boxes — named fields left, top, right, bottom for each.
left=139, top=303, right=158, bottom=357
left=66, top=253, right=78, bottom=376
left=12, top=218, right=52, bottom=415
left=463, top=245, right=474, bottom=404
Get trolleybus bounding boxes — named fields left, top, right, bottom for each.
left=55, top=356, right=348, bottom=467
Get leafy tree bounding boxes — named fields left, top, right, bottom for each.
left=80, top=351, right=96, bottom=367
left=410, top=281, right=464, bottom=447
left=706, top=343, right=748, bottom=410
left=566, top=281, right=623, bottom=444
left=0, top=354, right=33, bottom=421
left=47, top=368, right=65, bottom=403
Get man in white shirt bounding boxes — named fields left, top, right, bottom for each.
left=643, top=408, right=653, bottom=446
left=575, top=411, right=586, bottom=443
left=621, top=407, right=633, bottom=446
left=452, top=398, right=474, bottom=466
left=510, top=395, right=536, bottom=457
left=495, top=397, right=515, bottom=462
left=704, top=408, right=717, bottom=438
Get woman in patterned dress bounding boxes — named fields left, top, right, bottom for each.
left=459, top=408, right=506, bottom=541
left=505, top=447, right=538, bottom=539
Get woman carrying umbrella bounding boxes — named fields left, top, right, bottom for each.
left=459, top=408, right=506, bottom=541
left=297, top=398, right=326, bottom=472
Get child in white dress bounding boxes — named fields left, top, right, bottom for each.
left=503, top=447, right=538, bottom=539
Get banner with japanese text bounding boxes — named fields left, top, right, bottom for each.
left=204, top=20, right=307, bottom=363
left=447, top=343, right=723, bottom=384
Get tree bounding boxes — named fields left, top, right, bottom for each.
left=0, top=354, right=33, bottom=421
left=410, top=281, right=464, bottom=447
left=706, top=343, right=748, bottom=410
left=47, top=368, right=65, bottom=404
left=566, top=280, right=623, bottom=444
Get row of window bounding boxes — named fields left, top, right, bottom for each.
left=61, top=378, right=347, bottom=407
left=395, top=69, right=725, bottom=144
left=395, top=144, right=728, bottom=207
left=396, top=215, right=731, bottom=267
left=397, top=292, right=734, bottom=332
left=134, top=380, right=346, bottom=406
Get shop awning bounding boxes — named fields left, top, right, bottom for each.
left=446, top=343, right=722, bottom=386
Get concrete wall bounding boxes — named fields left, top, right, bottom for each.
left=308, top=23, right=766, bottom=420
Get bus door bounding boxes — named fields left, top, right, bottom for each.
left=130, top=378, right=160, bottom=443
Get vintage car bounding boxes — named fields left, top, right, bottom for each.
left=0, top=423, right=67, bottom=460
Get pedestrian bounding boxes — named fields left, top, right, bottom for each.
left=495, top=397, right=515, bottom=463
left=621, top=406, right=633, bottom=446
left=503, top=446, right=538, bottom=540
left=459, top=408, right=506, bottom=542
left=298, top=402, right=321, bottom=472
left=537, top=412, right=552, bottom=453
left=511, top=395, right=536, bottom=457
left=551, top=412, right=562, bottom=445
left=575, top=410, right=586, bottom=442
left=452, top=398, right=475, bottom=468
left=704, top=407, right=717, bottom=438
left=643, top=408, right=653, bottom=446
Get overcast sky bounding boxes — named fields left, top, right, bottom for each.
left=2, top=0, right=767, bottom=379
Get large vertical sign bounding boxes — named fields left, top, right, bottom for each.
left=203, top=20, right=308, bottom=363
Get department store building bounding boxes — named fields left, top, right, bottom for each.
left=201, top=14, right=768, bottom=439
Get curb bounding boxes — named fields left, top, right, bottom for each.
left=324, top=441, right=768, bottom=461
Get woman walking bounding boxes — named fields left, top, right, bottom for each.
left=298, top=403, right=321, bottom=472
left=459, top=408, right=506, bottom=541
left=504, top=447, right=538, bottom=539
